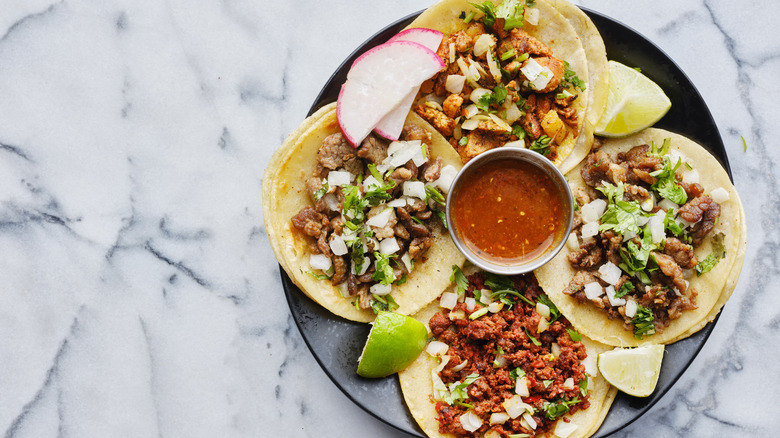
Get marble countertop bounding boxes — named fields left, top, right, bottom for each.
left=1, top=1, right=777, bottom=437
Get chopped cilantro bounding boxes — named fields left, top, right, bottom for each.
left=477, top=84, right=508, bottom=112
left=648, top=138, right=671, bottom=157
left=306, top=269, right=332, bottom=281
left=511, top=123, right=527, bottom=140
left=372, top=252, right=397, bottom=285
left=524, top=328, right=541, bottom=346
left=598, top=183, right=645, bottom=236
left=367, top=163, right=383, bottom=182
left=470, top=2, right=497, bottom=27
left=663, top=208, right=685, bottom=236
left=540, top=398, right=581, bottom=420
left=509, top=367, right=526, bottom=380
left=632, top=305, right=656, bottom=339
left=579, top=378, right=589, bottom=397
left=650, top=156, right=687, bottom=205
left=370, top=294, right=399, bottom=313
left=537, top=293, right=561, bottom=322
left=614, top=281, right=635, bottom=298
left=566, top=328, right=582, bottom=342
left=451, top=265, right=469, bottom=295
left=619, top=225, right=656, bottom=272
left=313, top=179, right=329, bottom=201
left=696, top=232, right=725, bottom=276
left=495, top=0, right=525, bottom=30
left=543, top=379, right=554, bottom=388
left=563, top=61, right=585, bottom=90
left=442, top=373, right=480, bottom=405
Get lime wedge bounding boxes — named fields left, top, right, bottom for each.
left=597, top=344, right=665, bottom=397
left=356, top=311, right=428, bottom=378
left=594, top=61, right=671, bottom=137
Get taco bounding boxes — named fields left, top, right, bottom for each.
left=262, top=103, right=466, bottom=322
left=535, top=128, right=746, bottom=347
left=399, top=268, right=615, bottom=438
left=406, top=0, right=598, bottom=172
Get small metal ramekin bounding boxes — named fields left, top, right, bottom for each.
left=445, top=147, right=574, bottom=275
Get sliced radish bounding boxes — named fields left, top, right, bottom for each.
left=373, top=29, right=444, bottom=141
left=338, top=40, right=444, bottom=146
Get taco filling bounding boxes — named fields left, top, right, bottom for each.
left=290, top=124, right=458, bottom=313
left=414, top=0, right=586, bottom=163
left=425, top=269, right=593, bottom=437
left=563, top=139, right=727, bottom=339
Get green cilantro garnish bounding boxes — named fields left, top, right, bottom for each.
left=566, top=328, right=582, bottom=342
left=509, top=367, right=526, bottom=380
left=663, top=208, right=685, bottom=237
left=563, top=61, right=585, bottom=91
left=442, top=373, right=480, bottom=405
left=470, top=2, right=497, bottom=27
left=648, top=138, right=671, bottom=157
left=495, top=0, right=526, bottom=30
left=313, top=179, right=329, bottom=201
left=619, top=225, right=656, bottom=273
left=511, top=123, right=527, bottom=140
left=614, top=281, right=635, bottom=299
left=451, top=265, right=469, bottom=295
left=543, top=379, right=554, bottom=388
left=650, top=156, right=688, bottom=205
left=579, top=378, right=589, bottom=397
left=632, top=305, right=656, bottom=339
left=598, top=183, right=645, bottom=236
left=537, top=293, right=561, bottom=322
left=477, top=84, right=508, bottom=112
left=696, top=232, right=725, bottom=276
left=367, top=163, right=384, bottom=182
left=524, top=328, right=541, bottom=346
left=372, top=252, right=397, bottom=285
left=370, top=294, right=399, bottom=314
left=541, top=398, right=581, bottom=420
left=306, top=269, right=333, bottom=281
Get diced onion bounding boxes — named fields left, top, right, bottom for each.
left=449, top=310, right=465, bottom=320
left=480, top=290, right=493, bottom=304
left=522, top=412, right=538, bottom=430
left=449, top=42, right=456, bottom=64
left=435, top=165, right=458, bottom=193
left=338, top=282, right=349, bottom=298
left=445, top=74, right=466, bottom=94
left=640, top=192, right=656, bottom=212
left=309, top=254, right=332, bottom=271
left=711, top=187, right=730, bottom=203
left=490, top=412, right=511, bottom=425
left=470, top=61, right=486, bottom=79
left=440, top=292, right=458, bottom=309
left=537, top=317, right=550, bottom=333
left=486, top=48, right=502, bottom=82
left=370, top=283, right=392, bottom=296
left=366, top=207, right=394, bottom=228
left=503, top=140, right=524, bottom=148
left=402, top=253, right=413, bottom=272
left=470, top=87, right=491, bottom=104
left=385, top=140, right=425, bottom=167
left=536, top=302, right=551, bottom=319
left=520, top=57, right=545, bottom=81
left=403, top=180, right=426, bottom=199
left=387, top=198, right=406, bottom=208
left=426, top=340, right=449, bottom=357
left=465, top=297, right=476, bottom=311
left=524, top=7, right=540, bottom=25
left=682, top=169, right=700, bottom=184
left=551, top=342, right=561, bottom=358
left=451, top=359, right=469, bottom=372
left=488, top=302, right=503, bottom=313
left=323, top=193, right=340, bottom=211
left=505, top=102, right=523, bottom=123
left=503, top=395, right=532, bottom=419
left=605, top=285, right=626, bottom=307
left=563, top=377, right=575, bottom=390
left=460, top=411, right=482, bottom=432
left=554, top=421, right=579, bottom=438
left=566, top=232, right=580, bottom=252
left=581, top=222, right=599, bottom=239
left=379, top=237, right=401, bottom=255
left=625, top=299, right=638, bottom=318
left=529, top=68, right=552, bottom=91
left=363, top=175, right=381, bottom=191
left=582, top=355, right=598, bottom=377
left=463, top=104, right=479, bottom=119
left=354, top=257, right=370, bottom=276
left=487, top=113, right=512, bottom=132
left=484, top=430, right=502, bottom=438
left=494, top=355, right=508, bottom=368
left=327, top=170, right=352, bottom=187
left=329, top=234, right=348, bottom=256
left=659, top=198, right=679, bottom=210
left=473, top=33, right=495, bottom=57
left=515, top=376, right=530, bottom=397
left=581, top=199, right=607, bottom=223
left=637, top=214, right=650, bottom=226
left=461, top=118, right=481, bottom=131
left=649, top=210, right=666, bottom=244
left=584, top=282, right=604, bottom=300
left=598, top=262, right=622, bottom=285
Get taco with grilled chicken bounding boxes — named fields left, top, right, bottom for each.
left=399, top=267, right=615, bottom=438
left=406, top=0, right=605, bottom=172
left=263, top=103, right=465, bottom=322
left=535, top=128, right=746, bottom=347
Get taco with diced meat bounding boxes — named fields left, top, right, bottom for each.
left=406, top=0, right=606, bottom=173
left=399, top=267, right=615, bottom=438
left=535, top=128, right=746, bottom=347
left=262, top=103, right=465, bottom=322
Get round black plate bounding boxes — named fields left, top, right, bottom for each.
left=283, top=7, right=730, bottom=438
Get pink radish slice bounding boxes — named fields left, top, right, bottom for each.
left=337, top=40, right=445, bottom=146
left=374, top=28, right=445, bottom=141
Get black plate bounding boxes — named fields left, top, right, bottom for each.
left=283, top=6, right=730, bottom=437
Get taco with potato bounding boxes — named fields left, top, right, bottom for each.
left=406, top=0, right=606, bottom=172
left=535, top=128, right=747, bottom=347
left=399, top=267, right=616, bottom=438
left=262, top=103, right=466, bottom=322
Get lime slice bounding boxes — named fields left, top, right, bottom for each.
left=594, top=61, right=671, bottom=137
left=597, top=344, right=665, bottom=397
left=356, top=311, right=428, bottom=378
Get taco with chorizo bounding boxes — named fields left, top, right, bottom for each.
left=535, top=128, right=746, bottom=347
left=263, top=103, right=465, bottom=322
left=399, top=267, right=615, bottom=438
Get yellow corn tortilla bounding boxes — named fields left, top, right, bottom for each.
left=535, top=128, right=746, bottom=347
left=399, top=299, right=616, bottom=438
left=407, top=0, right=595, bottom=171
left=262, top=103, right=465, bottom=322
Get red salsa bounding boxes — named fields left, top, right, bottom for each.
left=451, top=159, right=565, bottom=265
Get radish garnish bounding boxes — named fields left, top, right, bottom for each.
left=374, top=28, right=444, bottom=141
left=338, top=38, right=444, bottom=146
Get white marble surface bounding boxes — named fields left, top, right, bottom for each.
left=0, top=1, right=777, bottom=437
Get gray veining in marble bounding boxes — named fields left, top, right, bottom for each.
left=0, top=1, right=778, bottom=437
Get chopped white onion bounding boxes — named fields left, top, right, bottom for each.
left=503, top=140, right=525, bottom=148
left=605, top=285, right=626, bottom=306
left=378, top=237, right=401, bottom=255
left=470, top=87, right=491, bottom=104
left=563, top=377, right=575, bottom=390
left=536, top=302, right=551, bottom=319
left=461, top=118, right=481, bottom=131
left=435, top=165, right=458, bottom=194
left=403, top=181, right=427, bottom=199
left=457, top=57, right=478, bottom=82
left=465, top=297, right=476, bottom=312
left=451, top=360, right=469, bottom=372
left=370, top=283, right=392, bottom=296
left=463, top=103, right=479, bottom=119
left=582, top=354, right=598, bottom=377
left=529, top=68, right=553, bottom=91
left=353, top=257, right=370, bottom=276
left=323, top=193, right=340, bottom=211
left=366, top=207, right=394, bottom=228
left=486, top=48, right=502, bottom=82
left=494, top=355, right=508, bottom=368
left=460, top=411, right=482, bottom=432
left=622, top=229, right=637, bottom=242
left=363, top=175, right=381, bottom=191
left=490, top=412, right=511, bottom=425
left=338, top=282, right=349, bottom=298
left=522, top=412, right=538, bottom=430
left=659, top=198, right=679, bottom=210
left=538, top=317, right=550, bottom=333
left=566, top=232, right=580, bottom=252
left=581, top=199, right=607, bottom=223
left=488, top=113, right=512, bottom=132
left=445, top=74, right=466, bottom=94
left=625, top=299, right=638, bottom=318
left=554, top=421, right=579, bottom=438
left=584, top=282, right=604, bottom=300
left=329, top=234, right=348, bottom=256
left=649, top=210, right=666, bottom=244
left=524, top=7, right=540, bottom=25
left=515, top=376, right=530, bottom=397
left=520, top=57, right=545, bottom=81
left=640, top=192, right=656, bottom=212
left=488, top=302, right=503, bottom=313
left=682, top=169, right=700, bottom=184
left=309, top=254, right=332, bottom=271
left=505, top=102, right=523, bottom=123
left=387, top=198, right=406, bottom=208
left=327, top=170, right=353, bottom=187
left=401, top=253, right=413, bottom=272
left=480, top=290, right=493, bottom=304
left=473, top=33, right=495, bottom=57
left=598, top=262, right=622, bottom=285
left=449, top=310, right=466, bottom=320
left=581, top=222, right=600, bottom=239
left=636, top=214, right=650, bottom=227
left=440, top=292, right=458, bottom=309
left=426, top=340, right=449, bottom=357
left=385, top=140, right=425, bottom=168
left=503, top=395, right=532, bottom=419
left=551, top=342, right=561, bottom=358
left=711, top=187, right=730, bottom=203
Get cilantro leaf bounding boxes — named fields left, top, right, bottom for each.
left=477, top=84, right=508, bottom=112
left=313, top=179, right=329, bottom=201
left=541, top=398, right=581, bottom=420
left=614, top=281, right=635, bottom=298
left=537, top=293, right=561, bottom=322
left=632, top=305, right=656, bottom=339
left=663, top=208, right=685, bottom=237
left=524, top=328, right=541, bottom=346
left=470, top=1, right=497, bottom=27
left=451, top=265, right=469, bottom=295
left=442, top=373, right=480, bottom=405
left=495, top=0, right=525, bottom=30
left=566, top=328, right=582, bottom=342
left=372, top=252, right=397, bottom=285
left=509, top=367, right=526, bottom=380
left=619, top=225, right=656, bottom=272
left=647, top=138, right=671, bottom=158
left=696, top=232, right=725, bottom=276
left=650, top=156, right=687, bottom=205
left=529, top=135, right=552, bottom=156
